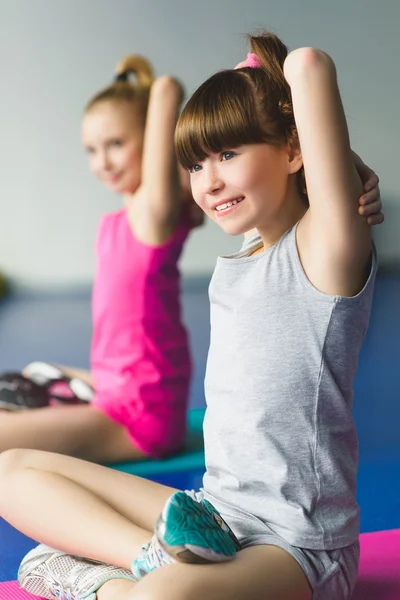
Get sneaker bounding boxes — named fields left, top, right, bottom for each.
left=0, top=363, right=94, bottom=412
left=158, top=491, right=239, bottom=562
left=0, top=373, right=49, bottom=411
left=131, top=535, right=175, bottom=579
left=18, top=544, right=136, bottom=600
left=200, top=497, right=242, bottom=551
left=24, top=362, right=94, bottom=403
left=131, top=493, right=241, bottom=580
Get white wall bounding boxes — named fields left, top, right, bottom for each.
left=0, top=0, right=399, bottom=288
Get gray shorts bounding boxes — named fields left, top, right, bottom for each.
left=187, top=490, right=359, bottom=600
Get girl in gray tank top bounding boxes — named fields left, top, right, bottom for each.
left=2, top=30, right=384, bottom=600
left=173, top=32, right=378, bottom=600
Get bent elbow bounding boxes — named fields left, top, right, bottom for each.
left=284, top=48, right=336, bottom=82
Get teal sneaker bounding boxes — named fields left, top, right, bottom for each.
left=131, top=492, right=241, bottom=579
left=157, top=491, right=239, bottom=562
left=200, top=497, right=242, bottom=552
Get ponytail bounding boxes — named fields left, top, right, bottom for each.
left=85, top=54, right=154, bottom=122
left=114, top=55, right=153, bottom=88
left=246, top=33, right=306, bottom=199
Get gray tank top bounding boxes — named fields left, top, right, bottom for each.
left=201, top=224, right=377, bottom=550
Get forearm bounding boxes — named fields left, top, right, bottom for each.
left=140, top=76, right=183, bottom=210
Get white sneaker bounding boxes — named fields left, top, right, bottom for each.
left=18, top=544, right=136, bottom=600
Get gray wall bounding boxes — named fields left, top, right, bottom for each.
left=1, top=0, right=399, bottom=288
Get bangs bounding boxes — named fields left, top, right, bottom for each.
left=175, top=70, right=265, bottom=169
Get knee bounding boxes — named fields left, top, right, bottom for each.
left=0, top=448, right=31, bottom=481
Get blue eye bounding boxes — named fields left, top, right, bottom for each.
left=221, top=151, right=236, bottom=161
left=189, top=164, right=202, bottom=173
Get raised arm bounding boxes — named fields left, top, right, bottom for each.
left=129, top=76, right=184, bottom=245
left=285, top=49, right=372, bottom=296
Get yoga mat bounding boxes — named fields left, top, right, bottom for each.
left=352, top=528, right=400, bottom=599
left=0, top=581, right=42, bottom=599
left=2, top=529, right=399, bottom=599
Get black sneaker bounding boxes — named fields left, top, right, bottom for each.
left=0, top=362, right=94, bottom=411
left=24, top=362, right=94, bottom=404
left=0, top=372, right=50, bottom=410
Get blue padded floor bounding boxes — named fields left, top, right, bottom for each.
left=0, top=272, right=399, bottom=582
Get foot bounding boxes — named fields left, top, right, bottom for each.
left=0, top=373, right=49, bottom=411
left=131, top=535, right=175, bottom=579
left=23, top=362, right=66, bottom=386
left=156, top=491, right=240, bottom=563
left=200, top=497, right=242, bottom=552
left=24, top=362, right=94, bottom=403
left=18, top=544, right=136, bottom=600
left=131, top=491, right=240, bottom=580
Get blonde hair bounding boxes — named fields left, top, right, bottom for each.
left=175, top=32, right=307, bottom=200
left=85, top=55, right=154, bottom=126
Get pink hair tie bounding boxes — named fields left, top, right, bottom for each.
left=243, top=52, right=262, bottom=68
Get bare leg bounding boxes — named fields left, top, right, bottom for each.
left=128, top=545, right=311, bottom=600
left=0, top=404, right=146, bottom=463
left=98, top=580, right=137, bottom=600
left=0, top=449, right=177, bottom=568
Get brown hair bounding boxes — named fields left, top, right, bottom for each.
left=175, top=32, right=306, bottom=199
left=85, top=55, right=154, bottom=126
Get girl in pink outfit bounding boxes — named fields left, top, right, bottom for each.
left=0, top=56, right=202, bottom=463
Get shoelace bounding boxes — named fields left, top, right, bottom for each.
left=51, top=583, right=75, bottom=600
left=143, top=538, right=172, bottom=571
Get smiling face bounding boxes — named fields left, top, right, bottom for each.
left=175, top=68, right=306, bottom=240
left=82, top=101, right=144, bottom=195
left=189, top=144, right=301, bottom=236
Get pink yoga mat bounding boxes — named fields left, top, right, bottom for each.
left=0, top=581, right=42, bottom=599
left=352, top=529, right=400, bottom=599
left=1, top=529, right=399, bottom=600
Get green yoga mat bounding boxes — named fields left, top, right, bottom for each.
left=112, top=408, right=205, bottom=476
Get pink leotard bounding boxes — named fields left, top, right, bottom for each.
left=91, top=208, right=192, bottom=457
